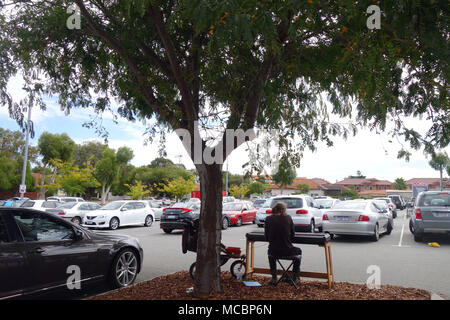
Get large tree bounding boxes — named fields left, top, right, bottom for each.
left=0, top=1, right=448, bottom=297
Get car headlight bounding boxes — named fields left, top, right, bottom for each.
left=97, top=215, right=106, bottom=219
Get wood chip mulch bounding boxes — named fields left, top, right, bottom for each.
left=88, top=271, right=430, bottom=300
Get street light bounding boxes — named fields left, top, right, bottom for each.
left=19, top=105, right=32, bottom=200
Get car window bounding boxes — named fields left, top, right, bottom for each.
left=20, top=200, right=35, bottom=208
left=223, top=203, right=243, bottom=211
left=89, top=203, right=101, bottom=210
left=42, top=201, right=58, bottom=208
left=0, top=216, right=10, bottom=243
left=59, top=202, right=77, bottom=209
left=123, top=203, right=135, bottom=210
left=13, top=211, right=75, bottom=242
left=101, top=202, right=125, bottom=210
left=333, top=201, right=367, bottom=210
left=419, top=193, right=450, bottom=207
left=270, top=198, right=303, bottom=209
left=316, top=199, right=334, bottom=208
left=79, top=204, right=90, bottom=210
left=134, top=202, right=145, bottom=209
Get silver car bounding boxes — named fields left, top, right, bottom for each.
left=322, top=199, right=392, bottom=241
left=46, top=201, right=101, bottom=225
left=255, top=195, right=323, bottom=232
left=409, top=190, right=450, bottom=242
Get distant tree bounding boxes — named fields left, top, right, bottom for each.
left=94, top=148, right=118, bottom=204
left=246, top=181, right=269, bottom=196
left=429, top=152, right=450, bottom=191
left=37, top=132, right=76, bottom=198
left=161, top=177, right=196, bottom=201
left=150, top=157, right=175, bottom=168
left=0, top=128, right=39, bottom=163
left=340, top=186, right=359, bottom=199
left=125, top=180, right=150, bottom=200
left=0, top=153, right=33, bottom=192
left=393, top=178, right=408, bottom=190
left=73, top=141, right=108, bottom=168
left=348, top=170, right=366, bottom=179
left=296, top=184, right=310, bottom=195
left=272, top=157, right=296, bottom=195
left=229, top=184, right=249, bottom=199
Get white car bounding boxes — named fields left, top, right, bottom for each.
left=20, top=200, right=59, bottom=211
left=47, top=196, right=85, bottom=203
left=146, top=200, right=163, bottom=220
left=82, top=200, right=155, bottom=230
left=46, top=202, right=101, bottom=225
left=255, top=195, right=324, bottom=232
left=223, top=196, right=236, bottom=203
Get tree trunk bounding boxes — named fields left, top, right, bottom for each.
left=193, top=163, right=223, bottom=297
left=101, top=183, right=106, bottom=204
left=440, top=168, right=443, bottom=191
left=38, top=163, right=47, bottom=200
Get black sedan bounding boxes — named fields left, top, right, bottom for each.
left=0, top=208, right=143, bottom=300
left=160, top=202, right=201, bottom=233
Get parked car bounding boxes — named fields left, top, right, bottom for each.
left=82, top=200, right=155, bottom=230
left=409, top=190, right=450, bottom=242
left=315, top=198, right=341, bottom=209
left=20, top=200, right=60, bottom=211
left=46, top=202, right=101, bottom=225
left=255, top=195, right=323, bottom=232
left=0, top=207, right=143, bottom=299
left=388, top=195, right=406, bottom=210
left=373, top=197, right=398, bottom=218
left=47, top=196, right=85, bottom=203
left=222, top=201, right=257, bottom=228
left=252, top=199, right=266, bottom=209
left=223, top=196, right=236, bottom=203
left=144, top=200, right=164, bottom=220
left=322, top=199, right=393, bottom=241
left=160, top=202, right=201, bottom=233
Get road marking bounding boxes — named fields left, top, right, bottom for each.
left=398, top=224, right=405, bottom=247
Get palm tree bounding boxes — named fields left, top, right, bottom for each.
left=429, top=152, right=450, bottom=191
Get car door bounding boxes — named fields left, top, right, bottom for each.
left=0, top=212, right=27, bottom=299
left=120, top=202, right=135, bottom=226
left=133, top=202, right=147, bottom=225
left=372, top=203, right=388, bottom=231
left=11, top=210, right=99, bottom=294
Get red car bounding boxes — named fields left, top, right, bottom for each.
left=222, top=201, right=257, bottom=228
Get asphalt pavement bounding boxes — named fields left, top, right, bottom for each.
left=38, top=209, right=450, bottom=299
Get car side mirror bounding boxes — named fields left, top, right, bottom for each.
left=121, top=207, right=128, bottom=211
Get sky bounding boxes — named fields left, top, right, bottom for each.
left=1, top=75, right=448, bottom=184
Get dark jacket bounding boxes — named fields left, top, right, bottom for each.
left=264, top=214, right=295, bottom=253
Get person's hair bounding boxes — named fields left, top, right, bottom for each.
left=272, top=202, right=287, bottom=214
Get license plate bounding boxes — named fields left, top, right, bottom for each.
left=435, top=213, right=450, bottom=217
left=85, top=221, right=94, bottom=225
left=166, top=215, right=177, bottom=219
left=336, top=216, right=349, bottom=221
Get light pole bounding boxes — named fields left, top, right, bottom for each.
left=19, top=105, right=32, bottom=200
left=225, top=159, right=229, bottom=196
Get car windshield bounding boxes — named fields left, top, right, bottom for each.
left=253, top=200, right=265, bottom=208
left=223, top=203, right=242, bottom=211
left=418, top=193, right=450, bottom=207
left=172, top=202, right=194, bottom=208
left=270, top=198, right=303, bottom=209
left=333, top=201, right=367, bottom=210
left=20, top=200, right=35, bottom=208
left=100, top=202, right=124, bottom=210
left=315, top=199, right=334, bottom=208
left=58, top=202, right=77, bottom=209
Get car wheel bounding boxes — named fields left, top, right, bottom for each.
left=71, top=217, right=81, bottom=225
left=309, top=220, right=315, bottom=233
left=109, top=249, right=138, bottom=288
left=371, top=224, right=379, bottom=241
left=230, top=260, right=246, bottom=279
left=236, top=217, right=242, bottom=227
left=222, top=217, right=229, bottom=230
left=409, top=219, right=415, bottom=233
left=257, top=224, right=264, bottom=228
left=144, top=215, right=153, bottom=227
left=163, top=228, right=173, bottom=234
left=414, top=233, right=423, bottom=242
left=318, top=226, right=323, bottom=233
left=109, top=217, right=120, bottom=230
left=386, top=221, right=393, bottom=235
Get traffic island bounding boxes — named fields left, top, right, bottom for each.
left=88, top=271, right=430, bottom=300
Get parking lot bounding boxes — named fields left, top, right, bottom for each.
left=58, top=208, right=448, bottom=300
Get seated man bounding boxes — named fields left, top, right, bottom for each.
left=264, top=202, right=302, bottom=286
